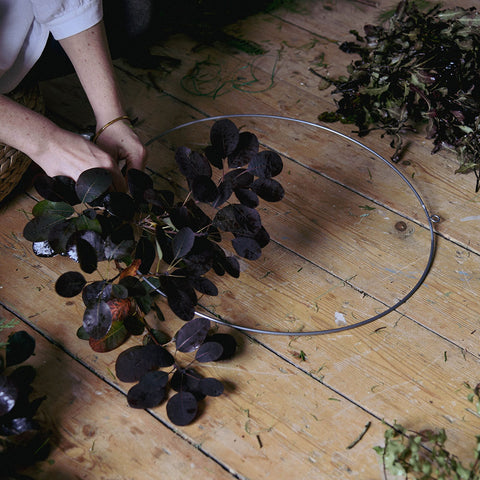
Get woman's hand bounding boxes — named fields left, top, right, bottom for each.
left=33, top=126, right=132, bottom=191
left=0, top=94, right=136, bottom=190
left=94, top=118, right=147, bottom=173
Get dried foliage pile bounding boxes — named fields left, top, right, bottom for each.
left=319, top=1, right=480, bottom=189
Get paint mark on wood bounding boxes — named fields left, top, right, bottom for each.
left=460, top=215, right=480, bottom=222
left=334, top=312, right=347, bottom=326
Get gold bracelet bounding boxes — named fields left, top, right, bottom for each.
left=92, top=115, right=131, bottom=144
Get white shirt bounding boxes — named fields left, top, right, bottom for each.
left=0, top=0, right=102, bottom=93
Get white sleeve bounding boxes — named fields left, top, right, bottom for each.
left=29, top=0, right=103, bottom=40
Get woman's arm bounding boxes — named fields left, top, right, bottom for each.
left=0, top=19, right=145, bottom=190
left=58, top=20, right=146, bottom=172
left=0, top=93, right=127, bottom=189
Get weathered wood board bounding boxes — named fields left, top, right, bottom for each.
left=2, top=0, right=480, bottom=478
left=0, top=308, right=233, bottom=480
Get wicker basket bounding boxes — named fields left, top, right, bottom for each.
left=0, top=85, right=45, bottom=202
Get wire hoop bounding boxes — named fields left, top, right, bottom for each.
left=146, top=114, right=437, bottom=336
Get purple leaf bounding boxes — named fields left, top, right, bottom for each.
left=232, top=236, right=262, bottom=260
left=210, top=119, right=240, bottom=158
left=55, top=271, right=86, bottom=298
left=115, top=344, right=174, bottom=382
left=135, top=237, right=156, bottom=274
left=191, top=175, right=218, bottom=203
left=75, top=168, right=112, bottom=204
left=175, top=147, right=212, bottom=180
left=213, top=204, right=261, bottom=236
left=83, top=300, right=113, bottom=339
left=173, top=227, right=195, bottom=259
left=223, top=256, right=240, bottom=278
left=234, top=187, right=259, bottom=208
left=127, top=169, right=154, bottom=203
left=195, top=341, right=224, bottom=363
left=0, top=375, right=18, bottom=416
left=198, top=378, right=224, bottom=397
left=251, top=178, right=285, bottom=202
left=175, top=317, right=210, bottom=353
left=248, top=150, right=283, bottom=178
left=190, top=277, right=218, bottom=296
left=228, top=132, right=259, bottom=168
left=127, top=371, right=169, bottom=409
left=166, top=391, right=198, bottom=426
left=205, top=333, right=237, bottom=360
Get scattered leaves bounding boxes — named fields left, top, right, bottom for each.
left=319, top=0, right=480, bottom=190
left=376, top=383, right=480, bottom=479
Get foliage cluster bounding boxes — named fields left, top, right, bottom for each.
left=318, top=0, right=480, bottom=190
left=22, top=119, right=284, bottom=426
left=0, top=328, right=49, bottom=475
left=375, top=383, right=480, bottom=479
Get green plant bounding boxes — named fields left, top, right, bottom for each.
left=375, top=384, right=480, bottom=479
left=22, top=119, right=285, bottom=426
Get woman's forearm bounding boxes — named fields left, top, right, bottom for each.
left=59, top=21, right=126, bottom=127
left=0, top=93, right=126, bottom=185
left=0, top=19, right=145, bottom=185
left=0, top=94, right=58, bottom=160
left=58, top=20, right=147, bottom=172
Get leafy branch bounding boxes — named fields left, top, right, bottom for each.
left=22, top=119, right=285, bottom=425
left=1, top=330, right=50, bottom=476
left=375, top=383, right=480, bottom=479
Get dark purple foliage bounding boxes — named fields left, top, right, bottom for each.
left=24, top=119, right=286, bottom=426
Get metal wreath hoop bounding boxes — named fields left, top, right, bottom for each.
left=146, top=114, right=437, bottom=336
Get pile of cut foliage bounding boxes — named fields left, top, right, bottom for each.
left=318, top=0, right=480, bottom=190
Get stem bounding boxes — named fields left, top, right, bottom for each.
left=195, top=223, right=213, bottom=235
left=381, top=445, right=388, bottom=480
left=468, top=448, right=480, bottom=480
left=182, top=190, right=192, bottom=207
left=142, top=315, right=161, bottom=345
left=166, top=257, right=182, bottom=273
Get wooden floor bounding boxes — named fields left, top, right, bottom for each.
left=2, top=0, right=480, bottom=478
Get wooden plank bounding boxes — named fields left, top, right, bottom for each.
left=0, top=194, right=391, bottom=479
left=35, top=59, right=480, bottom=445
left=102, top=7, right=480, bottom=256
left=14, top=2, right=480, bottom=476
left=0, top=305, right=234, bottom=480
left=2, top=159, right=480, bottom=471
